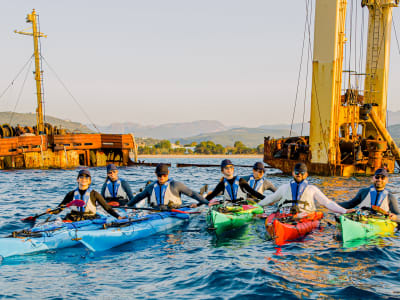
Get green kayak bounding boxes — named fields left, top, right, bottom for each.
left=338, top=213, right=397, bottom=243
left=206, top=203, right=263, bottom=235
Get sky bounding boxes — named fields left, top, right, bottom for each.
left=1, top=1, right=400, bottom=128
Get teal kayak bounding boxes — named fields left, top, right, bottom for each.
left=0, top=217, right=109, bottom=258
left=338, top=213, right=397, bottom=243
left=77, top=208, right=199, bottom=252
left=206, top=203, right=263, bottom=235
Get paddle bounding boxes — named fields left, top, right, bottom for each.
left=21, top=199, right=86, bottom=222
left=118, top=206, right=201, bottom=214
left=371, top=205, right=389, bottom=216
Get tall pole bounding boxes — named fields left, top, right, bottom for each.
left=15, top=9, right=47, bottom=135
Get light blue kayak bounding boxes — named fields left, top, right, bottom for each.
left=0, top=217, right=109, bottom=258
left=77, top=209, right=198, bottom=252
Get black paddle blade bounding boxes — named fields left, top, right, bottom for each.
left=21, top=216, right=37, bottom=222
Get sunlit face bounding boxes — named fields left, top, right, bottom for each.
left=292, top=170, right=308, bottom=183
left=107, top=170, right=119, bottom=181
left=253, top=169, right=264, bottom=180
left=157, top=171, right=169, bottom=185
left=222, top=165, right=234, bottom=179
left=373, top=174, right=388, bottom=190
left=77, top=174, right=91, bottom=190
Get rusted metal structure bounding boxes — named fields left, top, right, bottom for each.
left=264, top=0, right=400, bottom=176
left=0, top=9, right=138, bottom=169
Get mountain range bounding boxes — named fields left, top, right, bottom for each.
left=1, top=111, right=400, bottom=147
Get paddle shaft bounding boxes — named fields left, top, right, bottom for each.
left=118, top=206, right=200, bottom=214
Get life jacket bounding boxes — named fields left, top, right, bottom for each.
left=248, top=175, right=264, bottom=194
left=359, top=186, right=390, bottom=212
left=71, top=188, right=96, bottom=215
left=223, top=177, right=247, bottom=202
left=277, top=180, right=314, bottom=214
left=104, top=179, right=128, bottom=201
left=150, top=180, right=181, bottom=208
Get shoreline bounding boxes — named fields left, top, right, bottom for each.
left=137, top=154, right=263, bottom=159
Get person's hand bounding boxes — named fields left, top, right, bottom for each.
left=46, top=208, right=54, bottom=214
left=345, top=209, right=356, bottom=214
left=117, top=216, right=124, bottom=220
left=190, top=203, right=197, bottom=208
left=389, top=213, right=397, bottom=221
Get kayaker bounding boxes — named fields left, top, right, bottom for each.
left=258, top=163, right=349, bottom=214
left=48, top=169, right=122, bottom=221
left=340, top=168, right=400, bottom=221
left=101, top=164, right=134, bottom=206
left=206, top=159, right=266, bottom=204
left=241, top=162, right=277, bottom=197
left=127, top=163, right=209, bottom=209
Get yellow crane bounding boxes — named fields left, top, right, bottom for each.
left=14, top=9, right=47, bottom=135
left=264, top=0, right=400, bottom=176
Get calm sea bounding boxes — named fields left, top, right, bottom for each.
left=0, top=157, right=399, bottom=299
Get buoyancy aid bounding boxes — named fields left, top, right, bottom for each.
left=277, top=180, right=314, bottom=214
left=359, top=186, right=390, bottom=212
left=150, top=180, right=181, bottom=208
left=72, top=188, right=96, bottom=215
left=223, top=177, right=247, bottom=202
left=248, top=175, right=264, bottom=194
left=104, top=179, right=128, bottom=200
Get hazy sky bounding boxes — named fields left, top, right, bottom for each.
left=1, top=1, right=400, bottom=127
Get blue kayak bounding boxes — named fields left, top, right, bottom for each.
left=0, top=217, right=109, bottom=258
left=77, top=209, right=198, bottom=252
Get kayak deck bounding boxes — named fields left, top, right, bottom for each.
left=265, top=212, right=323, bottom=245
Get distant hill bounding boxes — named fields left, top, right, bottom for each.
left=258, top=122, right=309, bottom=136
left=89, top=120, right=227, bottom=139
left=178, top=127, right=294, bottom=147
left=0, top=111, right=93, bottom=133
left=388, top=111, right=400, bottom=126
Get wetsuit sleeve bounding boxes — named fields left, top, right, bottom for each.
left=121, top=180, right=134, bottom=201
left=172, top=181, right=209, bottom=205
left=388, top=192, right=400, bottom=220
left=205, top=180, right=225, bottom=201
left=239, top=178, right=265, bottom=200
left=263, top=180, right=277, bottom=192
left=339, top=188, right=368, bottom=209
left=92, top=190, right=120, bottom=218
left=59, top=191, right=74, bottom=207
left=258, top=185, right=285, bottom=207
left=100, top=182, right=107, bottom=198
left=127, top=184, right=153, bottom=207
left=311, top=186, right=347, bottom=214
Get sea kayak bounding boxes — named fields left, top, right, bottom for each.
left=265, top=211, right=324, bottom=245
left=0, top=217, right=108, bottom=258
left=76, top=208, right=199, bottom=252
left=206, top=203, right=263, bottom=235
left=337, top=213, right=397, bottom=243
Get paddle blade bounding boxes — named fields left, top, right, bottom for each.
left=107, top=201, right=120, bottom=207
left=21, top=216, right=36, bottom=222
left=66, top=199, right=86, bottom=208
left=372, top=205, right=389, bottom=216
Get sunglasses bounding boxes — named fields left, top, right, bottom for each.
left=107, top=171, right=117, bottom=174
left=79, top=175, right=90, bottom=179
left=157, top=174, right=168, bottom=177
left=375, top=175, right=386, bottom=180
left=294, top=171, right=306, bottom=175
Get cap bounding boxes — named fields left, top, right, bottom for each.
left=253, top=162, right=265, bottom=171
left=155, top=163, right=169, bottom=175
left=294, top=162, right=307, bottom=173
left=107, top=164, right=118, bottom=173
left=78, top=169, right=91, bottom=177
left=374, top=168, right=389, bottom=177
left=221, top=159, right=233, bottom=169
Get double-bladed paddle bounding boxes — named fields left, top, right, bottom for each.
left=117, top=206, right=201, bottom=214
left=21, top=199, right=86, bottom=222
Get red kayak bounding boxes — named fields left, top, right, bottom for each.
left=265, top=211, right=324, bottom=245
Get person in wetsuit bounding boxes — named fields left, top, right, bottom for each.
left=127, top=163, right=208, bottom=209
left=206, top=159, right=266, bottom=204
left=101, top=164, right=134, bottom=206
left=49, top=169, right=121, bottom=221
left=241, top=162, right=276, bottom=198
left=340, top=168, right=400, bottom=221
left=257, top=163, right=349, bottom=215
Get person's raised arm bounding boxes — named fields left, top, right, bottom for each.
left=312, top=186, right=347, bottom=214
left=173, top=181, right=208, bottom=205
left=127, top=185, right=152, bottom=207
left=93, top=191, right=120, bottom=219
left=257, top=185, right=285, bottom=207
left=239, top=178, right=264, bottom=200
left=205, top=180, right=225, bottom=201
